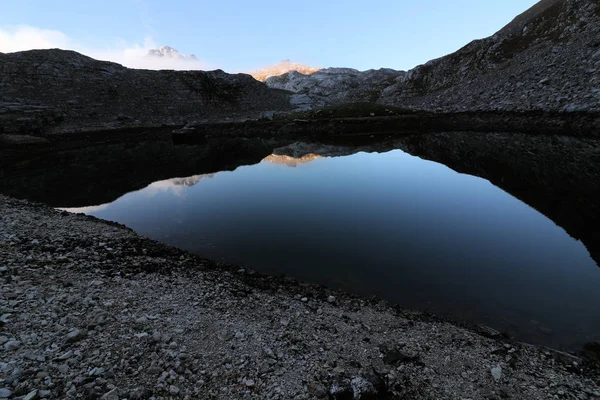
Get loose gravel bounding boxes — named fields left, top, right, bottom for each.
left=1, top=195, right=599, bottom=399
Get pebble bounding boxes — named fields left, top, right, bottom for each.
left=89, top=366, right=105, bottom=376
left=23, top=390, right=40, bottom=400
left=56, top=350, right=73, bottom=360
left=100, top=388, right=119, bottom=400
left=3, top=340, right=21, bottom=351
left=491, top=365, right=502, bottom=382
left=65, top=329, right=86, bottom=343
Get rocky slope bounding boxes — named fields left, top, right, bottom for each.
left=259, top=0, right=599, bottom=113
left=379, top=0, right=600, bottom=112
left=0, top=49, right=291, bottom=135
left=249, top=60, right=321, bottom=82
left=1, top=194, right=599, bottom=399
left=265, top=68, right=404, bottom=108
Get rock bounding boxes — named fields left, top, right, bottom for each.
left=263, top=347, right=276, bottom=359
left=217, top=330, right=234, bottom=341
left=307, top=382, right=327, bottom=397
left=169, top=385, right=180, bottom=395
left=3, top=340, right=20, bottom=351
left=65, top=329, right=86, bottom=343
left=89, top=367, right=105, bottom=376
left=300, top=297, right=308, bottom=302
left=244, top=379, right=255, bottom=388
left=100, top=388, right=119, bottom=400
left=56, top=350, right=73, bottom=360
left=351, top=377, right=378, bottom=399
left=382, top=348, right=418, bottom=365
left=0, top=388, right=12, bottom=398
left=491, top=365, right=502, bottom=382
left=22, top=390, right=40, bottom=400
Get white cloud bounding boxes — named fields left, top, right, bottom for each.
left=0, top=25, right=210, bottom=71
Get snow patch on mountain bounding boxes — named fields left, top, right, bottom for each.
left=147, top=46, right=199, bottom=61
left=144, top=46, right=205, bottom=70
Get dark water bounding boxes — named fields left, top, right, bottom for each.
left=63, top=146, right=600, bottom=349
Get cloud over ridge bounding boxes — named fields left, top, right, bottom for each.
left=0, top=25, right=209, bottom=71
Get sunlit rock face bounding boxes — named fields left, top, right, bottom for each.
left=249, top=59, right=321, bottom=82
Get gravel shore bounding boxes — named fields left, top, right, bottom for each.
left=1, top=195, right=599, bottom=399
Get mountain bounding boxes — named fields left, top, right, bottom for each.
left=265, top=67, right=404, bottom=108
left=0, top=49, right=292, bottom=135
left=259, top=0, right=598, bottom=113
left=147, top=46, right=199, bottom=61
left=378, top=0, right=600, bottom=112
left=1, top=0, right=598, bottom=137
left=250, top=60, right=321, bottom=82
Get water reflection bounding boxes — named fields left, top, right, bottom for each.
left=65, top=144, right=600, bottom=350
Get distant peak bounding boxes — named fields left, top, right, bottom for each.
left=249, top=60, right=321, bottom=81
left=147, top=46, right=198, bottom=61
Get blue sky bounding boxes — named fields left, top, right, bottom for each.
left=0, top=0, right=539, bottom=72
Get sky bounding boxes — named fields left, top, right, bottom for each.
left=0, top=0, right=540, bottom=73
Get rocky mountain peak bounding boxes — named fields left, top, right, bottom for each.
left=147, top=46, right=198, bottom=61
left=249, top=60, right=321, bottom=82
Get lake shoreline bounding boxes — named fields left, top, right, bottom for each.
left=1, top=194, right=599, bottom=399
left=4, top=124, right=597, bottom=268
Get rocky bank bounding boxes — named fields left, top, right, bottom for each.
left=1, top=195, right=599, bottom=400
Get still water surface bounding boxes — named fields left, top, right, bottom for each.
left=65, top=147, right=600, bottom=349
